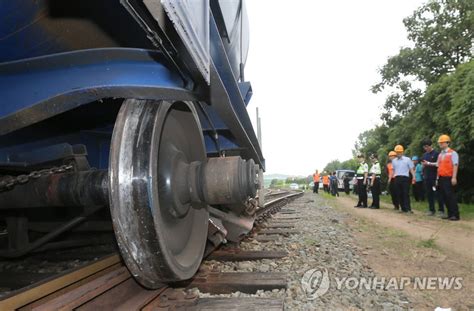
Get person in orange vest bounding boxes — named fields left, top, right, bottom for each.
left=312, top=170, right=320, bottom=193
left=437, top=135, right=460, bottom=221
left=386, top=151, right=399, bottom=210
left=322, top=173, right=330, bottom=193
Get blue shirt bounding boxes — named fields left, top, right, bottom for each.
left=422, top=149, right=439, bottom=181
left=392, top=156, right=414, bottom=177
left=415, top=163, right=423, bottom=182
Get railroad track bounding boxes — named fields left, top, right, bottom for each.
left=0, top=191, right=304, bottom=310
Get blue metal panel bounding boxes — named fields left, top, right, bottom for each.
left=0, top=48, right=195, bottom=135
left=0, top=130, right=112, bottom=170
left=203, top=132, right=240, bottom=154
left=208, top=14, right=264, bottom=168
left=0, top=0, right=154, bottom=63
left=0, top=1, right=57, bottom=62
left=238, top=82, right=253, bottom=106
left=0, top=1, right=262, bottom=169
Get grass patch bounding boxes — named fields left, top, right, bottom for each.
left=385, top=227, right=408, bottom=238
left=417, top=238, right=438, bottom=249
left=320, top=191, right=337, bottom=200
left=303, top=237, right=319, bottom=246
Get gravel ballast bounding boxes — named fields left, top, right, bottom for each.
left=198, top=193, right=412, bottom=310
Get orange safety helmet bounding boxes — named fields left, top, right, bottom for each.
left=388, top=151, right=397, bottom=157
left=438, top=134, right=451, bottom=143
left=394, top=145, right=404, bottom=153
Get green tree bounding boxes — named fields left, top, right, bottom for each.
left=323, top=160, right=342, bottom=173
left=372, top=0, right=473, bottom=123
left=358, top=60, right=474, bottom=201
left=360, top=0, right=473, bottom=202
left=341, top=158, right=359, bottom=171
left=270, top=179, right=279, bottom=187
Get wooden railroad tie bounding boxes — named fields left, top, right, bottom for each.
left=262, top=223, right=296, bottom=228
left=254, top=235, right=280, bottom=242
left=272, top=216, right=301, bottom=220
left=207, top=249, right=288, bottom=261
left=143, top=288, right=284, bottom=310
left=257, top=229, right=299, bottom=235
left=184, top=272, right=287, bottom=294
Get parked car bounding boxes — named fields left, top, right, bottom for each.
left=289, top=183, right=299, bottom=190
left=336, top=170, right=355, bottom=190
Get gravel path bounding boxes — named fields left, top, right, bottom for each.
left=197, top=193, right=412, bottom=310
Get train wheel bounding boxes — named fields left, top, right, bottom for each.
left=109, top=99, right=209, bottom=288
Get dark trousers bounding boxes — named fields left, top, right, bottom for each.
left=413, top=181, right=425, bottom=201
left=389, top=179, right=399, bottom=209
left=438, top=177, right=459, bottom=218
left=395, top=176, right=411, bottom=212
left=323, top=184, right=329, bottom=193
left=356, top=179, right=367, bottom=207
left=344, top=181, right=350, bottom=194
left=313, top=182, right=319, bottom=193
left=331, top=180, right=339, bottom=197
left=371, top=178, right=380, bottom=208
left=425, top=179, right=444, bottom=212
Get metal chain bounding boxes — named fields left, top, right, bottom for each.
left=0, top=164, right=74, bottom=193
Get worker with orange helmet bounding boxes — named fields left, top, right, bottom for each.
left=421, top=139, right=445, bottom=217
left=437, top=135, right=460, bottom=221
left=386, top=151, right=399, bottom=210
left=392, top=145, right=416, bottom=213
left=312, top=170, right=320, bottom=194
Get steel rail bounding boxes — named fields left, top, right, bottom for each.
left=0, top=190, right=304, bottom=310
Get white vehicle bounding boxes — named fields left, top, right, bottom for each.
left=336, top=170, right=355, bottom=190
left=289, top=183, right=299, bottom=190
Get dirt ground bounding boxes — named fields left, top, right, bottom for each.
left=326, top=194, right=473, bottom=310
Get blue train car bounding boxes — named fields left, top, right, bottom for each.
left=0, top=0, right=263, bottom=288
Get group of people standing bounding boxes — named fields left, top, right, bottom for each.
left=385, top=135, right=460, bottom=220
left=312, top=170, right=340, bottom=196
left=311, top=135, right=460, bottom=221
left=354, top=153, right=382, bottom=209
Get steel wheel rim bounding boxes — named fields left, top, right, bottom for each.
left=109, top=99, right=208, bottom=288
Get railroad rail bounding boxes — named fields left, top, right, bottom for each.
left=0, top=190, right=303, bottom=310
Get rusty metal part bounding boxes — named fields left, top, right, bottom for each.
left=207, top=217, right=228, bottom=247
left=155, top=155, right=259, bottom=214
left=190, top=157, right=258, bottom=206
left=205, top=190, right=303, bottom=244
left=0, top=170, right=108, bottom=209
left=209, top=207, right=255, bottom=243
left=0, top=164, right=74, bottom=193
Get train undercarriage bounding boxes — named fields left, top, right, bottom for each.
left=0, top=0, right=264, bottom=288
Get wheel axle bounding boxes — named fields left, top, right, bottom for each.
left=0, top=157, right=258, bottom=210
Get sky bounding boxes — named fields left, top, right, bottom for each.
left=245, top=0, right=426, bottom=176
